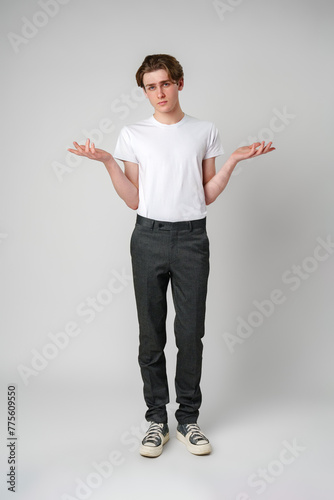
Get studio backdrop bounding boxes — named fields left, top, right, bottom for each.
left=1, top=0, right=333, bottom=499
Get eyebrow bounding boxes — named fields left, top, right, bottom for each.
left=144, top=80, right=171, bottom=89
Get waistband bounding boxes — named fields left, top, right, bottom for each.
left=136, top=214, right=206, bottom=231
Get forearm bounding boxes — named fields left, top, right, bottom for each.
left=204, top=156, right=238, bottom=205
left=104, top=157, right=139, bottom=210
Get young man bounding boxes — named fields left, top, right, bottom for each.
left=68, top=54, right=275, bottom=458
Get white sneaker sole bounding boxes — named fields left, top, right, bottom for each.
left=176, top=430, right=212, bottom=455
left=139, top=432, right=170, bottom=458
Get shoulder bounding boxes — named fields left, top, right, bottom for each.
left=121, top=117, right=154, bottom=133
left=182, top=115, right=219, bottom=137
left=183, top=114, right=217, bottom=130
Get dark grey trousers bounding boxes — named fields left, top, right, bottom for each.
left=130, top=214, right=210, bottom=424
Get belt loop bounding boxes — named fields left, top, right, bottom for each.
left=151, top=220, right=155, bottom=230
left=188, top=221, right=193, bottom=232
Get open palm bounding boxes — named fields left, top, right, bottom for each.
left=232, top=141, right=276, bottom=162
left=67, top=138, right=112, bottom=163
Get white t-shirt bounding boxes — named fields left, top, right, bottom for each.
left=113, top=113, right=224, bottom=222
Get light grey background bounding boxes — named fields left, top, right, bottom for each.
left=1, top=0, right=333, bottom=498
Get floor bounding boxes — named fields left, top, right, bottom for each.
left=2, top=380, right=332, bottom=500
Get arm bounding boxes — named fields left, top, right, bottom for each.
left=203, top=140, right=276, bottom=205
left=67, top=138, right=139, bottom=210
left=203, top=155, right=237, bottom=205
left=104, top=158, right=139, bottom=210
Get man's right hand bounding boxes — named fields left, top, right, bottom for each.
left=67, top=138, right=112, bottom=164
left=68, top=138, right=139, bottom=209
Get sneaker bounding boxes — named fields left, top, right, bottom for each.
left=176, top=423, right=212, bottom=455
left=139, top=422, right=169, bottom=458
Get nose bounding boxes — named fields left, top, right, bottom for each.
left=157, top=85, right=166, bottom=98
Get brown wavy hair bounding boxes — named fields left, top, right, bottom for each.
left=136, top=54, right=184, bottom=89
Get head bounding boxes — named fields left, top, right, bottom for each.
left=136, top=54, right=184, bottom=89
left=136, top=54, right=184, bottom=115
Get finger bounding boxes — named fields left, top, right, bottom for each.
left=245, top=144, right=256, bottom=157
left=70, top=142, right=91, bottom=157
left=91, top=142, right=96, bottom=153
left=85, top=138, right=90, bottom=153
left=67, top=149, right=81, bottom=155
left=255, top=141, right=265, bottom=154
left=262, top=141, right=272, bottom=153
left=73, top=141, right=85, bottom=151
left=264, top=142, right=276, bottom=154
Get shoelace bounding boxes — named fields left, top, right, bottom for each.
left=143, top=422, right=164, bottom=445
left=184, top=423, right=208, bottom=444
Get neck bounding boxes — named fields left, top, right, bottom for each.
left=153, top=106, right=185, bottom=125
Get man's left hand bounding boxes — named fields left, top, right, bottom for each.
left=231, top=141, right=276, bottom=163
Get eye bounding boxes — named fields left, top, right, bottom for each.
left=164, top=82, right=170, bottom=87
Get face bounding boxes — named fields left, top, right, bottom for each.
left=142, top=68, right=184, bottom=114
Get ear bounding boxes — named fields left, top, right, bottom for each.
left=142, top=87, right=148, bottom=98
left=177, top=78, right=184, bottom=91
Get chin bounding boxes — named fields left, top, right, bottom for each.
left=156, top=105, right=172, bottom=113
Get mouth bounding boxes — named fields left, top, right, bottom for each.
left=158, top=101, right=168, bottom=105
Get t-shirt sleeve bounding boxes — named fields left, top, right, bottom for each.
left=113, top=126, right=138, bottom=163
left=203, top=123, right=224, bottom=160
